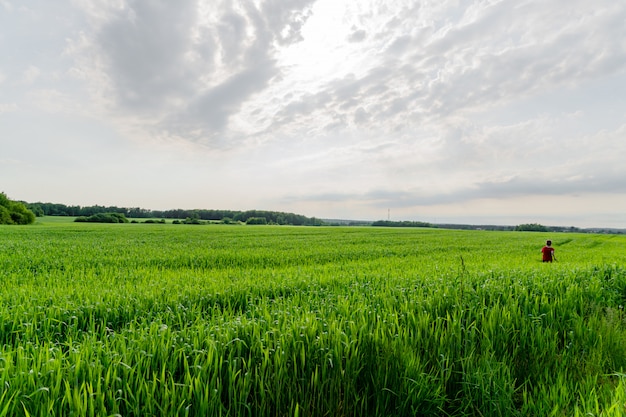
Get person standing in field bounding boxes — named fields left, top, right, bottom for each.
left=541, top=240, right=556, bottom=262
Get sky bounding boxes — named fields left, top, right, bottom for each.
left=1, top=0, right=625, bottom=228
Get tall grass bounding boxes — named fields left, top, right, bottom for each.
left=0, top=223, right=625, bottom=415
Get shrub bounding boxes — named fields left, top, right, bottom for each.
left=0, top=205, right=12, bottom=224
left=0, top=192, right=36, bottom=225
left=183, top=217, right=203, bottom=225
left=74, top=213, right=129, bottom=223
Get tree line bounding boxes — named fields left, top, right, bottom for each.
left=6, top=196, right=615, bottom=232
left=26, top=202, right=324, bottom=226
left=371, top=220, right=434, bottom=228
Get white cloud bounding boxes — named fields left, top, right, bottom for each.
left=0, top=102, right=18, bottom=113
left=21, top=65, right=41, bottom=84
left=0, top=0, right=12, bottom=11
left=25, top=89, right=81, bottom=114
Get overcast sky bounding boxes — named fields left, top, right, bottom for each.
left=1, top=0, right=625, bottom=227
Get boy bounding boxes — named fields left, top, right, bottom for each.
left=541, top=240, right=556, bottom=262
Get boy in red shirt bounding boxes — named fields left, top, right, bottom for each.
left=541, top=240, right=556, bottom=262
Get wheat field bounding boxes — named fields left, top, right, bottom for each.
left=1, top=220, right=625, bottom=416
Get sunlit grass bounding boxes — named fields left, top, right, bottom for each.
left=0, top=223, right=625, bottom=416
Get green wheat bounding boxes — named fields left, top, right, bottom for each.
left=0, top=222, right=625, bottom=416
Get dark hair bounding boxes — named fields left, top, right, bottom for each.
left=546, top=240, right=552, bottom=245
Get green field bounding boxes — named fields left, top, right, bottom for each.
left=1, top=220, right=625, bottom=416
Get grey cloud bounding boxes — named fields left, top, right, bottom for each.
left=87, top=0, right=315, bottom=144
left=97, top=0, right=199, bottom=112
left=171, top=63, right=277, bottom=136
left=291, top=170, right=626, bottom=210
left=275, top=90, right=332, bottom=123
left=383, top=35, right=411, bottom=55
left=348, top=29, right=367, bottom=43
left=332, top=75, right=363, bottom=103
left=257, top=0, right=314, bottom=45
left=217, top=11, right=250, bottom=67
left=465, top=174, right=626, bottom=203
left=269, top=68, right=395, bottom=132
left=353, top=107, right=369, bottom=125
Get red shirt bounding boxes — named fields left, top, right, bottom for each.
left=541, top=246, right=554, bottom=262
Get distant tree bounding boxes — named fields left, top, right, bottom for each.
left=515, top=223, right=550, bottom=232
left=127, top=207, right=152, bottom=218
left=246, top=217, right=268, bottom=225
left=308, top=217, right=324, bottom=226
left=372, top=220, right=433, bottom=228
left=0, top=193, right=36, bottom=225
left=27, top=204, right=45, bottom=217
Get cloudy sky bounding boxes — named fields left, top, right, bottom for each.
left=1, top=0, right=625, bottom=227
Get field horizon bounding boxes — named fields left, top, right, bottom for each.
left=30, top=212, right=626, bottom=234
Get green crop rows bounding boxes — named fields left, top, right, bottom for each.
left=1, top=221, right=625, bottom=416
